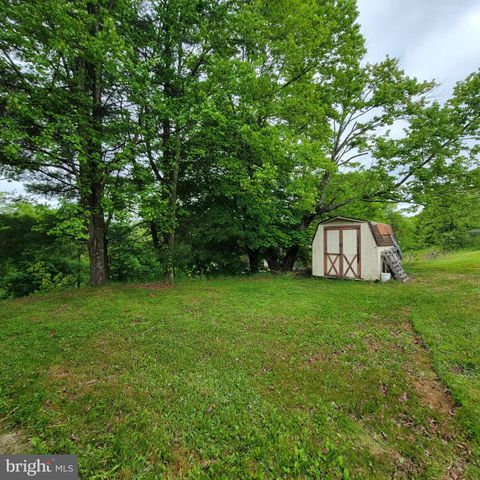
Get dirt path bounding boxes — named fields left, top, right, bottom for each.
left=401, top=311, right=469, bottom=479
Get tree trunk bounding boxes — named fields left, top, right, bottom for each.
left=160, top=115, right=177, bottom=282
left=103, top=230, right=110, bottom=281
left=149, top=221, right=163, bottom=261
left=265, top=248, right=281, bottom=271
left=79, top=2, right=108, bottom=286
left=282, top=244, right=300, bottom=271
left=76, top=247, right=82, bottom=288
left=163, top=145, right=179, bottom=282
left=281, top=214, right=315, bottom=271
left=80, top=174, right=108, bottom=286
left=280, top=172, right=334, bottom=271
left=87, top=197, right=108, bottom=286
left=247, top=249, right=261, bottom=274
left=164, top=231, right=175, bottom=283
left=150, top=221, right=175, bottom=282
left=161, top=114, right=181, bottom=283
left=163, top=34, right=185, bottom=283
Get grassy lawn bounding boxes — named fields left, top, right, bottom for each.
left=0, top=251, right=479, bottom=479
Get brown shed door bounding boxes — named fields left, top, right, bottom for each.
left=324, top=226, right=361, bottom=279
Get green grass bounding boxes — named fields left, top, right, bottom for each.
left=405, top=250, right=480, bottom=275
left=0, top=251, right=479, bottom=479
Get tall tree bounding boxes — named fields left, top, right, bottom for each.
left=0, top=0, right=135, bottom=285
left=278, top=57, right=436, bottom=269
left=277, top=58, right=480, bottom=269
left=127, top=0, right=235, bottom=281
left=183, top=0, right=367, bottom=272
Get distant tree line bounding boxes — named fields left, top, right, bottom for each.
left=1, top=0, right=479, bottom=292
left=1, top=192, right=479, bottom=298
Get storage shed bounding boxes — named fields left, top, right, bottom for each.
left=312, top=217, right=408, bottom=281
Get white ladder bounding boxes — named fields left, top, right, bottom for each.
left=381, top=248, right=409, bottom=283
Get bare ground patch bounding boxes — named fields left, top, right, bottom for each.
left=0, top=431, right=30, bottom=454
left=402, top=322, right=455, bottom=415
left=400, top=315, right=469, bottom=478
left=163, top=445, right=203, bottom=479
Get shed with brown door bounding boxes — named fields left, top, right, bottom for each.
left=312, top=216, right=407, bottom=281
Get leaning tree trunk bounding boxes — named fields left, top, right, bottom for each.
left=281, top=215, right=315, bottom=271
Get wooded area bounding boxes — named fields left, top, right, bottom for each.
left=1, top=0, right=479, bottom=296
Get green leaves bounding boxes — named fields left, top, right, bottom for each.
left=1, top=0, right=478, bottom=275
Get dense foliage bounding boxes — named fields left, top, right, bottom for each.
left=0, top=0, right=479, bottom=295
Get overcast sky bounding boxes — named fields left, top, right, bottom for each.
left=357, top=0, right=480, bottom=100
left=2, top=1, right=480, bottom=196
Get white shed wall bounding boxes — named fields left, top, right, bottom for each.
left=359, top=222, right=381, bottom=280
left=312, top=220, right=384, bottom=281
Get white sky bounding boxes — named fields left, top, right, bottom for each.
left=2, top=1, right=480, bottom=197
left=357, top=0, right=480, bottom=101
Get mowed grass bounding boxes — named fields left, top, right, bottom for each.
left=406, top=250, right=480, bottom=275
left=0, top=251, right=479, bottom=479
